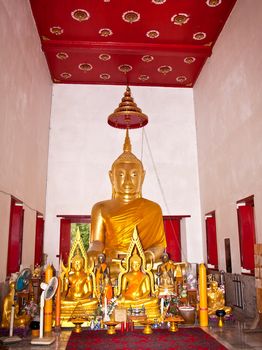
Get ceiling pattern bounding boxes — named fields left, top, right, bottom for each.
left=30, top=0, right=237, bottom=88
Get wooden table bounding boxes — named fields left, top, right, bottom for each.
left=164, top=315, right=184, bottom=332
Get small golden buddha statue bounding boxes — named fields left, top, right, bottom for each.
left=60, top=229, right=98, bottom=324
left=62, top=254, right=93, bottom=301
left=1, top=280, right=31, bottom=328
left=116, top=229, right=160, bottom=320
left=207, top=281, right=232, bottom=315
left=157, top=253, right=176, bottom=292
left=88, top=130, right=166, bottom=268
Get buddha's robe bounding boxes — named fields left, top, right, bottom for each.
left=91, top=198, right=166, bottom=260
left=123, top=271, right=149, bottom=300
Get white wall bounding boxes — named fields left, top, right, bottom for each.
left=194, top=0, right=262, bottom=273
left=0, top=0, right=52, bottom=280
left=45, top=85, right=202, bottom=269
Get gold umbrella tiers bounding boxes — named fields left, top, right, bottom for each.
left=108, top=86, right=148, bottom=129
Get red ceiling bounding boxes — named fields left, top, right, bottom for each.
left=30, top=0, right=237, bottom=88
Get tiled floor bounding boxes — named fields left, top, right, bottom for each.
left=1, top=315, right=262, bottom=349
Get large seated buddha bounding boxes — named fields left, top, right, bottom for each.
left=60, top=229, right=98, bottom=325
left=88, top=130, right=166, bottom=270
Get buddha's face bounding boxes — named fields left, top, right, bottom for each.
left=73, top=258, right=83, bottom=272
left=109, top=161, right=145, bottom=200
left=131, top=259, right=141, bottom=272
left=162, top=254, right=169, bottom=263
left=210, top=282, right=218, bottom=291
left=98, top=254, right=105, bottom=263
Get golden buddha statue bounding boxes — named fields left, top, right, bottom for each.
left=94, top=253, right=110, bottom=297
left=1, top=280, right=31, bottom=328
left=62, top=254, right=92, bottom=301
left=207, top=281, right=232, bottom=315
left=157, top=253, right=176, bottom=292
left=60, top=229, right=98, bottom=325
left=88, top=130, right=166, bottom=266
left=116, top=229, right=160, bottom=320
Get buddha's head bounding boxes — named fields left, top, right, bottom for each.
left=210, top=280, right=219, bottom=291
left=109, top=130, right=145, bottom=202
left=98, top=253, right=105, bottom=264
left=130, top=249, right=142, bottom=272
left=161, top=253, right=169, bottom=263
left=72, top=253, right=84, bottom=272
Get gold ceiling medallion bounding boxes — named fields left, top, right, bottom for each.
left=100, top=73, right=111, bottom=80
left=99, top=28, right=113, bottom=37
left=158, top=65, right=172, bottom=75
left=50, top=26, right=63, bottom=35
left=118, top=64, right=133, bottom=73
left=142, top=55, right=154, bottom=63
left=71, top=9, right=90, bottom=22
left=99, top=54, right=111, bottom=61
left=176, top=76, right=187, bottom=83
left=122, top=10, right=140, bottom=24
left=146, top=30, right=159, bottom=39
left=139, top=75, right=149, bottom=81
left=78, top=63, right=93, bottom=72
left=171, top=13, right=190, bottom=26
left=193, top=32, right=207, bottom=40
left=56, top=52, right=69, bottom=60
left=184, top=56, right=196, bottom=64
left=152, top=0, right=166, bottom=4
left=206, top=0, right=222, bottom=7
left=60, top=72, right=72, bottom=79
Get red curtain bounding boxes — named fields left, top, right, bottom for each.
left=7, top=199, right=24, bottom=275
left=206, top=216, right=218, bottom=268
left=34, top=215, right=44, bottom=266
left=238, top=205, right=255, bottom=271
left=163, top=218, right=181, bottom=262
left=59, top=219, right=71, bottom=264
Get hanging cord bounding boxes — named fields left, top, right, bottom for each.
left=0, top=189, right=38, bottom=213
left=140, top=127, right=145, bottom=162
left=143, top=129, right=186, bottom=261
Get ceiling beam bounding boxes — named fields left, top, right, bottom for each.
left=42, top=40, right=212, bottom=57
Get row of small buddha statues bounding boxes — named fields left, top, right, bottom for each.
left=0, top=248, right=231, bottom=329
left=57, top=228, right=232, bottom=326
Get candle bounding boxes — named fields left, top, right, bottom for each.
left=199, top=263, right=208, bottom=327
left=160, top=297, right=164, bottom=315
left=55, top=277, right=61, bottom=329
left=44, top=264, right=53, bottom=333
left=9, top=304, right=15, bottom=337
left=104, top=296, right=108, bottom=321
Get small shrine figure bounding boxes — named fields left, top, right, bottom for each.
left=32, top=264, right=42, bottom=278
left=157, top=253, right=176, bottom=293
left=116, top=228, right=160, bottom=320
left=63, top=253, right=92, bottom=300
left=207, top=281, right=232, bottom=315
left=1, top=280, right=31, bottom=328
left=59, top=228, right=98, bottom=324
left=94, top=253, right=110, bottom=299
